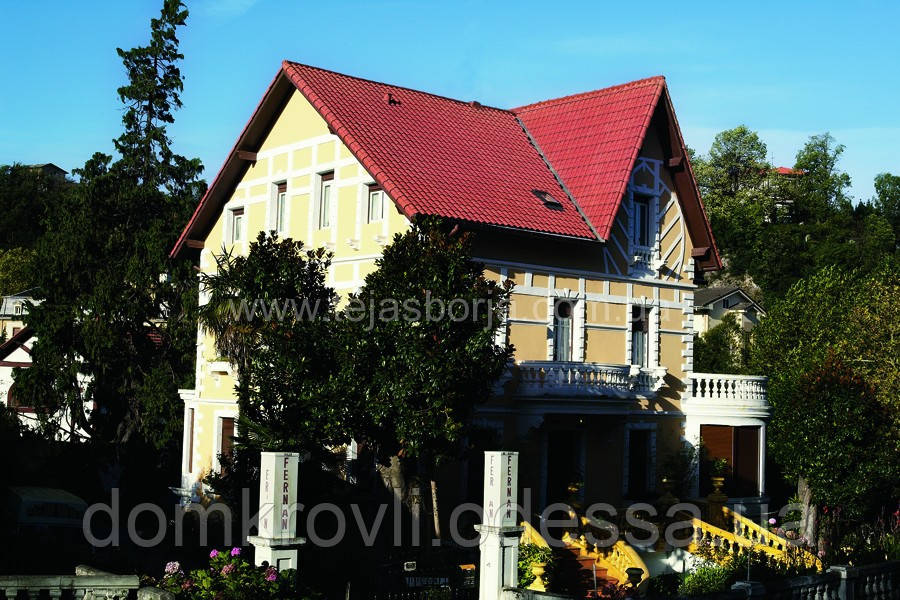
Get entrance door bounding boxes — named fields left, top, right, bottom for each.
left=700, top=424, right=760, bottom=497
left=546, top=430, right=579, bottom=505
left=627, top=429, right=652, bottom=499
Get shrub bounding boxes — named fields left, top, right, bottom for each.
left=153, top=547, right=319, bottom=600
left=517, top=543, right=554, bottom=588
left=647, top=573, right=682, bottom=598
left=677, top=563, right=734, bottom=597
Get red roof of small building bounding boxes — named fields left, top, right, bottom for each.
left=774, top=166, right=804, bottom=176
left=514, top=77, right=665, bottom=240
left=172, top=62, right=720, bottom=270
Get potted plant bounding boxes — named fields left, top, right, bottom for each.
left=709, top=458, right=729, bottom=496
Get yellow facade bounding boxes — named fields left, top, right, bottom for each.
left=183, top=87, right=702, bottom=501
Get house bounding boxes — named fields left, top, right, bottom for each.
left=171, top=61, right=772, bottom=510
left=692, top=286, right=765, bottom=334
left=0, top=290, right=38, bottom=341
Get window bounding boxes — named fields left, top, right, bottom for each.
left=230, top=208, right=244, bottom=243
left=13, top=303, right=22, bottom=316
left=553, top=300, right=574, bottom=362
left=627, top=429, right=652, bottom=498
left=219, top=416, right=235, bottom=472
left=274, top=182, right=287, bottom=233
left=367, top=185, right=384, bottom=223
left=631, top=306, right=649, bottom=367
left=633, top=196, right=651, bottom=247
left=318, top=172, right=333, bottom=229
left=187, top=408, right=194, bottom=473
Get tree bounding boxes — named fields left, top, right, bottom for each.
left=874, top=172, right=900, bottom=247
left=693, top=313, right=749, bottom=375
left=197, top=231, right=349, bottom=452
left=770, top=354, right=895, bottom=513
left=0, top=164, right=69, bottom=251
left=793, top=133, right=852, bottom=220
left=16, top=0, right=203, bottom=456
left=339, top=217, right=514, bottom=537
left=0, top=247, right=35, bottom=297
left=751, top=260, right=900, bottom=522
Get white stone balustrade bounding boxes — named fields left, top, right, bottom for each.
left=688, top=372, right=768, bottom=404
left=0, top=574, right=140, bottom=599
left=510, top=361, right=667, bottom=397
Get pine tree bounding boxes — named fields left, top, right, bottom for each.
left=18, top=0, right=203, bottom=456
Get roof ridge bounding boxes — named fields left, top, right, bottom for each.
left=513, top=75, right=665, bottom=113
left=282, top=60, right=511, bottom=114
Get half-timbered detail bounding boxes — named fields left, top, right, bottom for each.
left=171, top=61, right=770, bottom=513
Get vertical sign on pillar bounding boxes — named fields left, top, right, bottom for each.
left=251, top=451, right=301, bottom=571
left=258, top=452, right=299, bottom=538
left=478, top=451, right=521, bottom=600
left=483, top=451, right=518, bottom=527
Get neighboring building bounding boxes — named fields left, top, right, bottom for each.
left=171, top=61, right=772, bottom=508
left=1, top=290, right=39, bottom=343
left=27, top=163, right=68, bottom=180
left=692, top=286, right=765, bottom=335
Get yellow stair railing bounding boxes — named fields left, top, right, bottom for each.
left=520, top=520, right=550, bottom=547
left=567, top=517, right=651, bottom=588
left=721, top=506, right=822, bottom=571
left=686, top=509, right=822, bottom=572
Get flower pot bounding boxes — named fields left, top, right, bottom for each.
left=528, top=562, right=547, bottom=592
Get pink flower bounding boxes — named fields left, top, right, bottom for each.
left=768, top=518, right=777, bottom=525
left=182, top=580, right=194, bottom=590
left=265, top=567, right=278, bottom=582
left=164, top=561, right=181, bottom=576
left=230, top=547, right=241, bottom=557
left=221, top=563, right=236, bottom=576
left=209, top=549, right=219, bottom=559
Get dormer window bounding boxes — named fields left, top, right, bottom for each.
left=533, top=189, right=562, bottom=209
left=633, top=196, right=651, bottom=247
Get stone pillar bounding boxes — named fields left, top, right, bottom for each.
left=476, top=451, right=523, bottom=600
left=248, top=452, right=305, bottom=571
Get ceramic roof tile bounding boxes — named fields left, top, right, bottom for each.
left=514, top=77, right=665, bottom=240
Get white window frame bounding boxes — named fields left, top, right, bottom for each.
left=553, top=299, right=574, bottom=362
left=273, top=181, right=288, bottom=234
left=367, top=186, right=384, bottom=224
left=228, top=207, right=245, bottom=244
left=631, top=305, right=650, bottom=368
left=317, top=172, right=333, bottom=229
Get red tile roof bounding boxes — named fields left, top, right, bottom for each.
left=172, top=62, right=720, bottom=270
left=282, top=61, right=595, bottom=239
left=514, top=77, right=665, bottom=240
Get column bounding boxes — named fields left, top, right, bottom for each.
left=476, top=451, right=523, bottom=600
left=248, top=451, right=305, bottom=571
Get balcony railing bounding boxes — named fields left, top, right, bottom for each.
left=508, top=361, right=667, bottom=398
left=687, top=373, right=768, bottom=404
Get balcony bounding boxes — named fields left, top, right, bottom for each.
left=504, top=361, right=667, bottom=398
left=683, top=373, right=770, bottom=416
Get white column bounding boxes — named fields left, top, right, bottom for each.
left=248, top=452, right=305, bottom=571
left=476, top=451, right=523, bottom=600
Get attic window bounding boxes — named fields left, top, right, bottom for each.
left=532, top=189, right=562, bottom=208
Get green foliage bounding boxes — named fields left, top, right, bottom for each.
left=198, top=231, right=347, bottom=452
left=339, top=216, right=514, bottom=465
left=0, top=164, right=69, bottom=251
left=874, top=172, right=900, bottom=245
left=769, top=354, right=895, bottom=513
left=694, top=127, right=896, bottom=302
left=693, top=313, right=750, bottom=374
left=16, top=0, right=203, bottom=451
left=155, top=549, right=319, bottom=600
left=677, top=563, right=733, bottom=596
left=750, top=260, right=900, bottom=516
left=659, top=440, right=699, bottom=499
left=0, top=247, right=34, bottom=296
left=517, top=543, right=554, bottom=588
left=646, top=573, right=682, bottom=599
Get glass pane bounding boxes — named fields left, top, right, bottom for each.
left=554, top=301, right=573, bottom=361
left=320, top=184, right=330, bottom=228
left=232, top=215, right=242, bottom=241
left=276, top=193, right=286, bottom=232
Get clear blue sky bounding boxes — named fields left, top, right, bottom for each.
left=1, top=0, right=897, bottom=201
